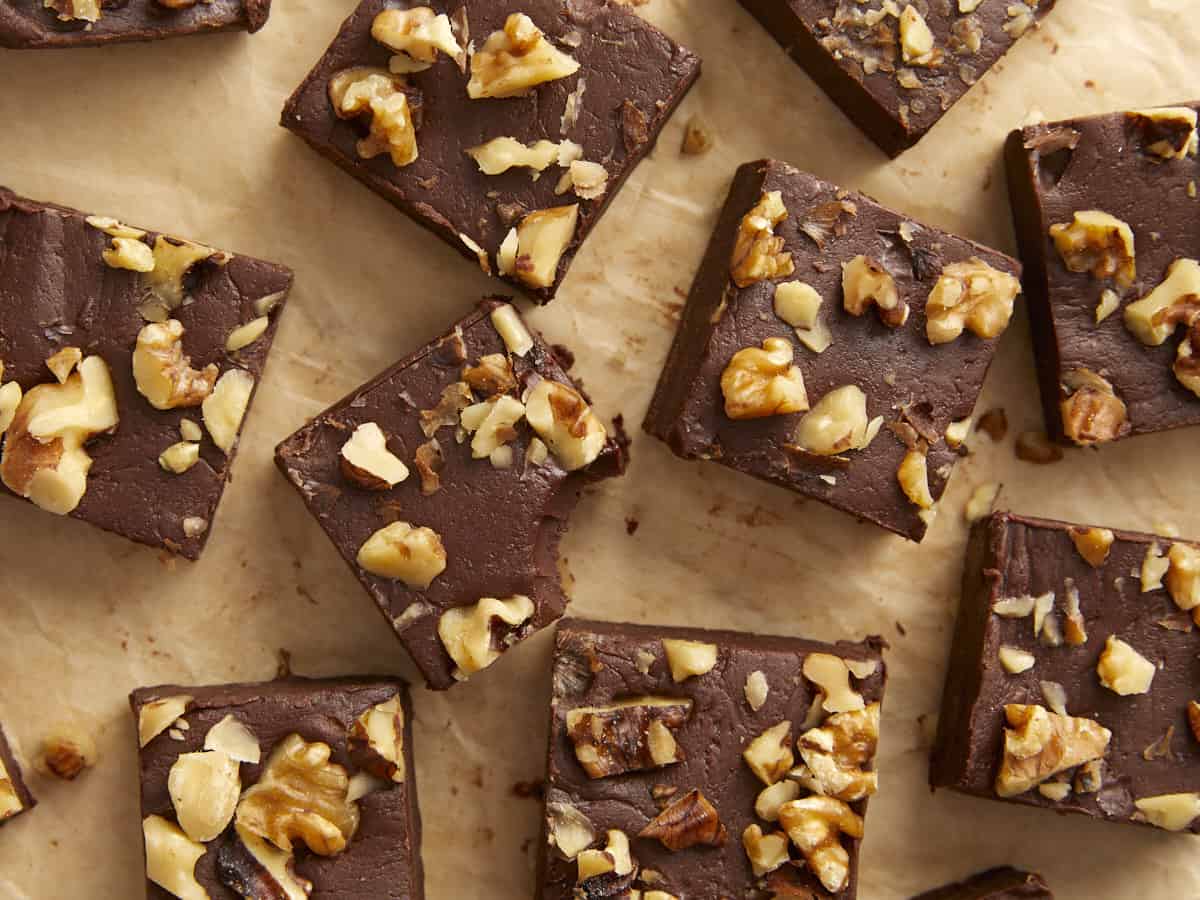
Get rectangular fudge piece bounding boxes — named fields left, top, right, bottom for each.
left=275, top=299, right=624, bottom=690
left=0, top=0, right=270, bottom=48
left=912, top=867, right=1052, bottom=900
left=644, top=159, right=1021, bottom=541
left=931, top=511, right=1200, bottom=834
left=1006, top=102, right=1200, bottom=446
left=131, top=676, right=422, bottom=900
left=280, top=0, right=700, bottom=303
left=737, top=0, right=1057, bottom=157
left=0, top=188, right=292, bottom=559
left=540, top=618, right=887, bottom=899
left=0, top=721, right=34, bottom=827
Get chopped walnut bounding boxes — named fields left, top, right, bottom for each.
left=576, top=829, right=635, bottom=882
left=1188, top=701, right=1200, bottom=744
left=371, top=7, right=462, bottom=72
left=1069, top=526, right=1114, bottom=567
left=466, top=137, right=571, bottom=175
left=547, top=800, right=596, bottom=860
left=778, top=795, right=864, bottom=894
left=215, top=826, right=314, bottom=900
left=468, top=13, right=580, bottom=99
left=329, top=68, right=419, bottom=167
left=565, top=697, right=692, bottom=779
left=1176, top=326, right=1200, bottom=397
left=1127, top=107, right=1199, bottom=160
left=498, top=205, right=579, bottom=289
left=755, top=780, right=800, bottom=822
left=168, top=749, right=241, bottom=843
left=1167, top=543, right=1200, bottom=612
left=1060, top=368, right=1129, bottom=446
left=1050, top=211, right=1137, bottom=290
left=925, top=258, right=1021, bottom=344
left=46, top=0, right=102, bottom=21
left=681, top=115, right=714, bottom=156
left=202, top=369, right=255, bottom=455
left=899, top=5, right=940, bottom=67
left=414, top=439, right=443, bottom=494
left=557, top=160, right=609, bottom=200
left=792, top=385, right=882, bottom=456
left=793, top=703, right=879, bottom=802
left=138, top=695, right=192, bottom=748
left=638, top=788, right=727, bottom=851
left=842, top=255, right=908, bottom=327
left=799, top=199, right=856, bottom=250
left=143, top=816, right=207, bottom=900
left=774, top=281, right=823, bottom=331
left=994, top=704, right=1111, bottom=798
left=461, top=394, right=525, bottom=459
left=133, top=320, right=218, bottom=411
left=742, top=825, right=790, bottom=877
left=438, top=595, right=534, bottom=677
left=462, top=354, right=517, bottom=396
left=743, top=721, right=794, bottom=786
left=349, top=696, right=406, bottom=783
left=661, top=639, right=718, bottom=682
left=897, top=448, right=934, bottom=510
left=142, top=235, right=227, bottom=319
left=525, top=378, right=606, bottom=471
left=356, top=521, right=447, bottom=588
left=419, top=382, right=473, bottom=437
left=340, top=422, right=409, bottom=490
left=720, top=338, right=808, bottom=420
left=744, top=670, right=769, bottom=712
left=1097, top=636, right=1156, bottom=696
left=730, top=192, right=794, bottom=288
left=998, top=646, right=1036, bottom=674
left=1062, top=580, right=1088, bottom=646
left=803, top=654, right=866, bottom=715
left=1074, top=759, right=1103, bottom=794
left=1134, top=793, right=1200, bottom=832
left=158, top=442, right=199, bottom=475
left=1123, top=258, right=1200, bottom=345
left=38, top=725, right=97, bottom=781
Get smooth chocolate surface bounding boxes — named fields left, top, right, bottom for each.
left=913, top=867, right=1053, bottom=900
left=280, top=0, right=700, bottom=303
left=931, top=511, right=1200, bottom=832
left=0, top=187, right=292, bottom=559
left=737, top=0, right=1056, bottom=157
left=0, top=721, right=34, bottom=826
left=0, top=0, right=270, bottom=48
left=644, top=159, right=1020, bottom=542
left=540, top=618, right=887, bottom=899
left=275, top=300, right=624, bottom=690
left=131, top=676, right=423, bottom=900
left=1006, top=102, right=1200, bottom=444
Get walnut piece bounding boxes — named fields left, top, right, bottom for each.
left=356, top=521, right=447, bottom=587
left=202, top=369, right=255, bottom=455
left=576, top=829, right=635, bottom=882
left=557, top=160, right=609, bottom=200
left=638, top=788, right=727, bottom=851
left=565, top=697, right=692, bottom=779
left=547, top=800, right=596, bottom=860
left=437, top=595, right=535, bottom=677
left=803, top=653, right=866, bottom=714
left=994, top=704, right=1111, bottom=798
left=743, top=721, right=794, bottom=786
left=371, top=7, right=462, bottom=72
left=842, top=255, right=908, bottom=327
left=897, top=448, right=934, bottom=510
left=144, top=235, right=228, bottom=319
left=38, top=724, right=97, bottom=780
left=204, top=715, right=260, bottom=764
left=1123, top=258, right=1200, bottom=345
left=1096, top=636, right=1156, bottom=696
left=1069, top=526, right=1114, bottom=567
left=329, top=67, right=419, bottom=167
left=1127, top=107, right=1199, bottom=160
left=45, top=347, right=82, bottom=384
left=419, top=382, right=473, bottom=436
left=461, top=394, right=525, bottom=460
left=0, top=759, right=20, bottom=821
left=340, top=422, right=410, bottom=490
left=139, top=695, right=192, bottom=748
left=899, top=5, right=939, bottom=67
left=133, top=320, right=217, bottom=411
left=778, top=795, right=863, bottom=894
left=925, top=258, right=1021, bottom=344
left=742, top=824, right=790, bottom=877
left=1177, top=326, right=1200, bottom=398
left=466, top=137, right=572, bottom=175
left=143, top=815, right=208, bottom=900
left=414, top=438, right=444, bottom=495
left=793, top=703, right=879, bottom=802
left=1188, top=701, right=1200, bottom=744
left=349, top=696, right=406, bottom=783
left=1050, top=210, right=1137, bottom=289
left=169, top=750, right=241, bottom=843
left=468, top=13, right=579, bottom=99
left=1141, top=543, right=1170, bottom=593
left=497, top=205, right=579, bottom=289
left=730, top=191, right=794, bottom=288
left=1134, top=793, right=1200, bottom=832
left=720, top=338, right=808, bottom=420
left=744, top=670, right=769, bottom=712
left=792, top=385, right=882, bottom=456
left=525, top=378, right=607, bottom=471
left=46, top=0, right=103, bottom=22
left=774, top=281, right=823, bottom=332
left=755, top=780, right=800, bottom=821
left=661, top=639, right=718, bottom=682
left=0, top=369, right=21, bottom=437
left=490, top=304, right=533, bottom=356
left=462, top=354, right=516, bottom=396
left=1167, top=543, right=1200, bottom=613
left=1060, top=368, right=1128, bottom=446
left=998, top=646, right=1036, bottom=674
left=215, top=825, right=314, bottom=900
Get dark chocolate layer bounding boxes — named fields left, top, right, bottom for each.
left=912, top=867, right=1053, bottom=900
left=0, top=0, right=270, bottom=48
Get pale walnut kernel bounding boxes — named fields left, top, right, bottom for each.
left=498, top=205, right=579, bottom=289
left=143, top=816, right=208, bottom=900
left=547, top=801, right=596, bottom=860
left=168, top=750, right=241, bottom=843
left=778, top=796, right=864, bottom=894
left=525, top=378, right=607, bottom=471
left=774, top=281, right=823, bottom=331
left=99, top=235, right=151, bottom=272
left=742, top=825, right=790, bottom=877
left=0, top=373, right=21, bottom=436
left=720, top=338, right=808, bottom=420
left=1134, top=793, right=1200, bottom=832
left=329, top=68, right=419, bottom=167
left=1167, top=543, right=1200, bottom=612
left=438, top=595, right=534, bottom=676
left=461, top=395, right=525, bottom=459
left=1141, top=542, right=1170, bottom=593
left=730, top=192, right=794, bottom=288
left=1069, top=526, right=1115, bottom=567
left=340, top=422, right=410, bottom=490
left=133, top=320, right=218, bottom=411
left=897, top=448, right=934, bottom=510
left=371, top=7, right=462, bottom=72
left=45, top=0, right=102, bottom=22
left=1177, top=328, right=1200, bottom=397
left=1050, top=211, right=1137, bottom=289
left=1097, top=636, right=1156, bottom=696
left=744, top=670, right=769, bottom=712
left=577, top=829, right=634, bottom=882
left=793, top=385, right=882, bottom=456
left=925, top=258, right=1021, bottom=344
left=159, top=442, right=200, bottom=475
left=1123, top=258, right=1200, bottom=345
left=793, top=703, right=880, bottom=802
left=144, top=236, right=228, bottom=318
left=638, top=788, right=727, bottom=851
left=226, top=317, right=269, bottom=353
left=743, top=721, right=794, bottom=786
left=466, top=137, right=568, bottom=175
left=1188, top=701, right=1200, bottom=744
left=994, top=704, right=1111, bottom=798
left=0, top=760, right=20, bottom=821
left=1060, top=368, right=1128, bottom=446
left=661, top=639, right=718, bottom=682
left=204, top=715, right=260, bottom=764
left=463, top=354, right=516, bottom=396
left=139, top=695, right=192, bottom=748
left=468, top=13, right=580, bottom=99
left=46, top=347, right=82, bottom=384
left=38, top=725, right=97, bottom=780
left=349, top=696, right=406, bottom=783
left=899, top=5, right=940, bottom=67
left=202, top=369, right=255, bottom=455
left=998, top=646, right=1036, bottom=674
left=755, top=780, right=800, bottom=821
left=556, top=160, right=609, bottom=200
left=1096, top=288, right=1121, bottom=324
left=490, top=304, right=533, bottom=356
left=1127, top=107, right=1199, bottom=160
left=565, top=697, right=692, bottom=778
left=842, top=255, right=908, bottom=327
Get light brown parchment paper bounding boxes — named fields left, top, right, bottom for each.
left=0, top=1, right=1197, bottom=897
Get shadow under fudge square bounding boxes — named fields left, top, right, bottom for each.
left=275, top=299, right=625, bottom=690
left=911, top=867, right=1053, bottom=900
left=931, top=511, right=1200, bottom=834
left=280, top=0, right=701, bottom=303
left=644, top=159, right=1021, bottom=542
left=0, top=720, right=35, bottom=827
left=1006, top=102, right=1200, bottom=447
left=540, top=618, right=887, bottom=900
left=0, top=187, right=292, bottom=559
left=131, top=676, right=422, bottom=900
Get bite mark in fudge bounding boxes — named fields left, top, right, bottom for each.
left=0, top=0, right=271, bottom=48
left=280, top=0, right=701, bottom=303
left=911, top=866, right=1053, bottom=900
left=130, top=676, right=422, bottom=900
left=644, top=159, right=1021, bottom=542
left=275, top=300, right=624, bottom=690
left=0, top=188, right=292, bottom=559
left=1006, top=102, right=1200, bottom=446
left=736, top=0, right=1058, bottom=157
left=0, top=721, right=35, bottom=827
left=539, top=619, right=887, bottom=899
left=932, top=511, right=1200, bottom=834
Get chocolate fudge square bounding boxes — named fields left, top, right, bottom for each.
left=0, top=0, right=271, bottom=49
left=131, top=677, right=422, bottom=900
left=737, top=0, right=1056, bottom=157
left=1006, top=102, right=1200, bottom=446
left=0, top=721, right=34, bottom=827
left=280, top=0, right=700, bottom=303
left=913, top=868, right=1052, bottom=900
left=540, top=619, right=887, bottom=899
left=644, top=159, right=1021, bottom=542
left=276, top=300, right=624, bottom=690
left=0, top=188, right=292, bottom=559
left=932, top=511, right=1200, bottom=834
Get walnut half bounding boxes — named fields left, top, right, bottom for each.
left=778, top=795, right=864, bottom=894
left=1050, top=210, right=1137, bottom=290
left=994, top=704, right=1111, bottom=798
left=925, top=258, right=1020, bottom=344
left=842, top=255, right=908, bottom=327
left=720, top=338, right=808, bottom=420
left=1060, top=368, right=1129, bottom=446
left=329, top=67, right=420, bottom=168
left=437, top=595, right=535, bottom=677
left=730, top=192, right=794, bottom=288
left=467, top=13, right=579, bottom=99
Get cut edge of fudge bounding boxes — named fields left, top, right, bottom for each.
left=0, top=721, right=35, bottom=826
left=912, top=866, right=1053, bottom=900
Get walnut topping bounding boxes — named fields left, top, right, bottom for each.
left=998, top=646, right=1036, bottom=674
left=794, top=703, right=880, bottom=802
left=371, top=7, right=462, bottom=73
left=730, top=192, right=794, bottom=288
left=143, top=816, right=208, bottom=900
left=462, top=354, right=516, bottom=396
left=169, top=750, right=241, bottom=843
left=993, top=595, right=1038, bottom=618
left=744, top=670, right=769, bottom=711
left=1060, top=368, right=1128, bottom=446
left=661, top=639, right=718, bottom=682
left=778, top=796, right=863, bottom=894
left=340, top=422, right=409, bottom=490
left=899, top=5, right=940, bottom=67
left=1167, top=543, right=1200, bottom=612
left=742, top=825, right=790, bottom=877
left=525, top=379, right=606, bottom=471
left=216, top=825, right=314, bottom=900
left=897, top=448, right=934, bottom=510
left=133, top=321, right=217, bottom=411
left=468, top=13, right=580, bottom=99
left=45, top=347, right=81, bottom=384
left=1062, top=580, right=1088, bottom=646
left=792, top=385, right=882, bottom=456
left=0, top=370, right=21, bottom=437
left=755, top=780, right=800, bottom=821
left=774, top=281, right=823, bottom=331
left=420, top=382, right=473, bottom=436
left=1097, top=636, right=1156, bottom=696
left=159, top=442, right=200, bottom=475
left=490, top=304, right=534, bottom=357
left=204, top=715, right=260, bottom=764
left=803, top=654, right=866, bottom=714
left=356, top=521, right=447, bottom=588
left=547, top=800, right=596, bottom=860
left=0, top=761, right=20, bottom=821
left=461, top=394, right=526, bottom=459
left=565, top=697, right=692, bottom=779
left=497, top=205, right=579, bottom=289
left=466, top=137, right=573, bottom=175
left=842, top=255, right=908, bottom=327
left=202, top=369, right=255, bottom=455
left=1050, top=211, right=1137, bottom=289
left=225, top=317, right=269, bottom=354
left=577, top=829, right=635, bottom=882
left=38, top=725, right=97, bottom=780
left=142, top=235, right=227, bottom=320
left=349, top=696, right=406, bottom=783
left=798, top=199, right=856, bottom=251
left=720, top=338, right=808, bottom=420
left=1141, top=542, right=1170, bottom=592
left=46, top=0, right=102, bottom=22
left=636, top=788, right=726, bottom=853
left=995, top=704, right=1111, bottom=798
left=329, top=67, right=419, bottom=167
left=1123, top=258, right=1200, bottom=345
left=1127, top=107, right=1199, bottom=160
left=139, top=695, right=192, bottom=748
left=1177, top=326, right=1200, bottom=397
left=1134, top=793, right=1200, bottom=832
left=1069, top=526, right=1115, bottom=567
left=925, top=258, right=1021, bottom=344
left=236, top=734, right=359, bottom=857
left=1188, top=701, right=1200, bottom=744
left=438, top=595, right=534, bottom=677
left=414, top=438, right=444, bottom=495
left=556, top=160, right=609, bottom=200
left=743, top=721, right=794, bottom=786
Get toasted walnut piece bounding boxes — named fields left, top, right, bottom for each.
left=1123, top=258, right=1200, bottom=345
left=139, top=695, right=192, bottom=748
left=1187, top=701, right=1200, bottom=744
left=1097, top=636, right=1156, bottom=696
left=340, top=422, right=409, bottom=490
left=793, top=385, right=881, bottom=456
left=462, top=354, right=517, bottom=397
left=995, top=704, right=1112, bottom=798
left=236, top=734, right=359, bottom=856
left=566, top=697, right=692, bottom=779
left=461, top=394, right=526, bottom=458
left=133, top=321, right=218, bottom=412
left=745, top=670, right=769, bottom=712
left=638, top=788, right=727, bottom=851
left=719, top=338, right=808, bottom=420
left=499, top=205, right=578, bottom=289
left=556, top=160, right=609, bottom=200
left=779, top=796, right=863, bottom=894
left=86, top=216, right=145, bottom=240
left=1069, top=527, right=1115, bottom=567
left=742, top=825, right=790, bottom=877
left=897, top=449, right=934, bottom=510
left=731, top=192, right=794, bottom=288
left=1127, top=107, right=1199, bottom=160
left=1072, top=759, right=1103, bottom=795
left=45, top=347, right=82, bottom=384
left=756, top=780, right=800, bottom=822
left=899, top=4, right=939, bottom=66
left=1060, top=368, right=1128, bottom=446
left=744, top=721, right=794, bottom=786
left=372, top=7, right=461, bottom=70
left=998, top=646, right=1036, bottom=674
left=348, top=696, right=406, bottom=784
left=216, top=824, right=313, bottom=900
left=226, top=317, right=270, bottom=353
left=577, top=828, right=635, bottom=881
left=357, top=521, right=447, bottom=588
left=169, top=750, right=241, bottom=843
left=1141, top=543, right=1170, bottom=593
left=177, top=419, right=202, bottom=443
left=45, top=0, right=102, bottom=23
left=437, top=595, right=534, bottom=676
left=419, top=382, right=473, bottom=437
left=993, top=595, right=1037, bottom=618
left=774, top=281, right=823, bottom=332
left=159, top=442, right=200, bottom=475
left=202, top=369, right=255, bottom=455
left=328, top=67, right=419, bottom=167
left=38, top=725, right=97, bottom=780
left=466, top=137, right=564, bottom=174
left=0, top=379, right=21, bottom=436
left=1038, top=781, right=1072, bottom=802
left=926, top=258, right=1021, bottom=344
left=681, top=115, right=714, bottom=156
left=144, top=236, right=226, bottom=318
left=525, top=379, right=606, bottom=471
left=1050, top=210, right=1137, bottom=289
left=1166, top=543, right=1200, bottom=611
left=468, top=13, right=579, bottom=99
left=1176, top=328, right=1200, bottom=397
left=203, top=715, right=260, bottom=765
left=1134, top=793, right=1200, bottom=832
left=794, top=703, right=880, bottom=802
left=1062, top=581, right=1088, bottom=646
left=1094, top=288, right=1122, bottom=325
left=487, top=306, right=533, bottom=359
left=143, top=815, right=208, bottom=900
left=661, top=639, right=718, bottom=682
left=803, top=654, right=866, bottom=714
left=842, top=255, right=908, bottom=327
left=547, top=801, right=596, bottom=860
left=413, top=439, right=444, bottom=495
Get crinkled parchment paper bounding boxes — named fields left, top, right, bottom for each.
left=0, top=1, right=1197, bottom=897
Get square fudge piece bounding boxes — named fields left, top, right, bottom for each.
left=737, top=0, right=1056, bottom=157
left=275, top=300, right=625, bottom=690
left=912, top=868, right=1052, bottom=900
left=0, top=0, right=271, bottom=49
left=1006, top=102, right=1200, bottom=447
left=931, top=511, right=1200, bottom=834
left=644, top=159, right=1021, bottom=542
left=0, top=721, right=34, bottom=827
left=0, top=188, right=292, bottom=559
left=131, top=676, right=422, bottom=900
left=280, top=0, right=700, bottom=303
left=540, top=619, right=887, bottom=899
